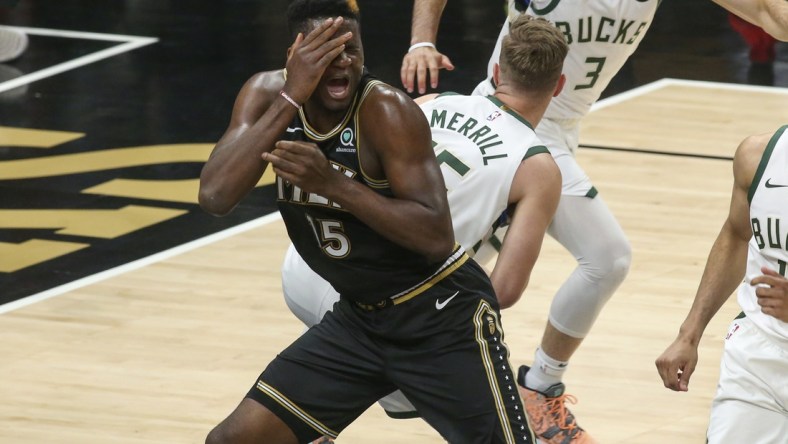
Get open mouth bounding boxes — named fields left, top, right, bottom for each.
left=326, top=77, right=350, bottom=100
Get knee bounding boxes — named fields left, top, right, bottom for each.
left=205, top=424, right=234, bottom=444
left=205, top=427, right=221, bottom=444
left=584, top=237, right=632, bottom=285
left=605, top=240, right=632, bottom=283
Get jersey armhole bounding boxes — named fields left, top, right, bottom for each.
left=748, top=125, right=788, bottom=204
left=522, top=145, right=549, bottom=161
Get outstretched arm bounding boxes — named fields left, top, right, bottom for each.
left=490, top=151, right=561, bottom=309
left=400, top=0, right=455, bottom=94
left=712, top=0, right=788, bottom=41
left=655, top=132, right=767, bottom=392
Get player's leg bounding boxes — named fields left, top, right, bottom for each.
left=281, top=245, right=420, bottom=420
left=534, top=191, right=630, bottom=364
left=208, top=303, right=393, bottom=443
left=518, top=121, right=630, bottom=443
left=707, top=316, right=788, bottom=443
left=206, top=398, right=299, bottom=444
left=514, top=193, right=626, bottom=444
left=389, top=260, right=536, bottom=443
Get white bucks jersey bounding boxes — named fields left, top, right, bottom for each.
left=740, top=125, right=788, bottom=343
left=420, top=94, right=547, bottom=254
left=499, top=0, right=658, bottom=119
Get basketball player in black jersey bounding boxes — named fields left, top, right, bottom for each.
left=199, top=1, right=535, bottom=443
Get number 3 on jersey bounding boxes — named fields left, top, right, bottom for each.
left=306, top=214, right=350, bottom=258
left=576, top=56, right=606, bottom=90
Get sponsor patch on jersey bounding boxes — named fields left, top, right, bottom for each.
left=340, top=127, right=354, bottom=146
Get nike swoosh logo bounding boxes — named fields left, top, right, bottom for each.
left=286, top=127, right=304, bottom=133
left=435, top=291, right=459, bottom=310
left=765, top=178, right=788, bottom=188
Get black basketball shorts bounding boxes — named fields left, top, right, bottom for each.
left=246, top=259, right=536, bottom=443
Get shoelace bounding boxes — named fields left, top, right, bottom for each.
left=544, top=393, right=581, bottom=433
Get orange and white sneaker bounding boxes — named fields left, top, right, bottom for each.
left=517, top=366, right=597, bottom=444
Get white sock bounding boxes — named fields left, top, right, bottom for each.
left=524, top=347, right=568, bottom=392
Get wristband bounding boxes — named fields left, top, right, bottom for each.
left=279, top=90, right=300, bottom=109
left=408, top=42, right=436, bottom=53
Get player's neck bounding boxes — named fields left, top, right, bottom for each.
left=301, top=102, right=352, bottom=135
left=493, top=90, right=549, bottom=129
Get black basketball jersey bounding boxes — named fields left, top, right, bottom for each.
left=276, top=74, right=460, bottom=304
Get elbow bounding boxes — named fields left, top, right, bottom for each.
left=198, top=186, right=235, bottom=216
left=423, top=232, right=455, bottom=264
left=496, top=290, right=522, bottom=310
left=424, top=210, right=455, bottom=262
left=492, top=276, right=528, bottom=309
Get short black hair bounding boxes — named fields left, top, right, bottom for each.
left=287, top=0, right=361, bottom=37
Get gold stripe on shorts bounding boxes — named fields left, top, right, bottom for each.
left=473, top=300, right=536, bottom=443
left=255, top=380, right=339, bottom=439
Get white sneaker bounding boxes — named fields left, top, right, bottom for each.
left=0, top=26, right=28, bottom=63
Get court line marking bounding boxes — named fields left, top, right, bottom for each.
left=2, top=77, right=787, bottom=314
left=587, top=78, right=788, bottom=158
left=0, top=212, right=283, bottom=315
left=579, top=143, right=733, bottom=161
left=592, top=77, right=788, bottom=112
left=0, top=26, right=158, bottom=94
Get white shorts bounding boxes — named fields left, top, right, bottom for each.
left=707, top=316, right=788, bottom=443
left=281, top=244, right=340, bottom=328
left=534, top=118, right=592, bottom=197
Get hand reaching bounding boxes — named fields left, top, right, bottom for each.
left=400, top=45, right=454, bottom=94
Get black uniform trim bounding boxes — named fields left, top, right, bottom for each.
left=299, top=97, right=359, bottom=142
left=474, top=299, right=536, bottom=443
left=354, top=80, right=391, bottom=188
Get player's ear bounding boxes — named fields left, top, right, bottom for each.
left=553, top=73, right=566, bottom=97
left=493, top=63, right=501, bottom=86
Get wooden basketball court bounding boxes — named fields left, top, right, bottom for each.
left=2, top=78, right=786, bottom=443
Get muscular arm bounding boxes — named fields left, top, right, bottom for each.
left=490, top=151, right=561, bottom=309
left=344, top=86, right=455, bottom=262
left=401, top=0, right=454, bottom=94
left=199, top=18, right=351, bottom=216
left=198, top=72, right=290, bottom=216
left=269, top=86, right=454, bottom=262
left=410, top=0, right=447, bottom=45
left=712, top=0, right=788, bottom=41
left=655, top=133, right=765, bottom=391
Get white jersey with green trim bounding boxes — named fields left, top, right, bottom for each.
left=741, top=125, right=788, bottom=344
left=491, top=0, right=659, bottom=120
left=420, top=93, right=548, bottom=253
